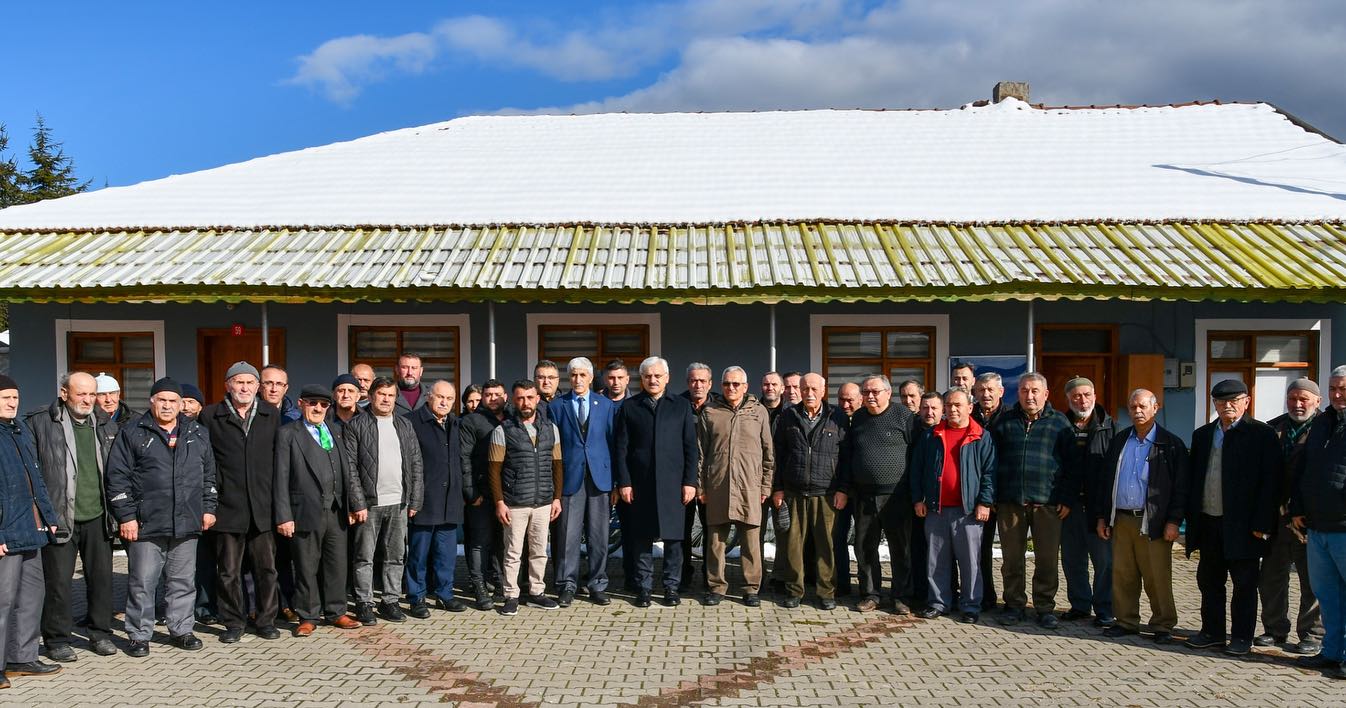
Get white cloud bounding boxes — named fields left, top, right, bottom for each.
left=287, top=0, right=1346, bottom=138
left=287, top=32, right=437, bottom=104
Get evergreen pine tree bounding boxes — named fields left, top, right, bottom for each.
left=0, top=124, right=23, bottom=209
left=18, top=113, right=90, bottom=203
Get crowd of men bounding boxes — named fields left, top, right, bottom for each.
left=3, top=352, right=1346, bottom=688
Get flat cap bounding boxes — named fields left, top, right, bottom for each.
left=1210, top=379, right=1249, bottom=400
left=298, top=384, right=333, bottom=403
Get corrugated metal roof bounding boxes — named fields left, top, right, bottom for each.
left=3, top=221, right=1345, bottom=304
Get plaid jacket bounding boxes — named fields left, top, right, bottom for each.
left=990, top=402, right=1077, bottom=506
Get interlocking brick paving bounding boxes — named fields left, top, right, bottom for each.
left=3, top=546, right=1338, bottom=707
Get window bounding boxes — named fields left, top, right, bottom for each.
left=350, top=326, right=460, bottom=391
left=821, top=326, right=935, bottom=398
left=1207, top=330, right=1318, bottom=421
left=539, top=325, right=649, bottom=369
left=67, top=331, right=156, bottom=403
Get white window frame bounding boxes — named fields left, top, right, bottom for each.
left=1194, top=317, right=1330, bottom=427
left=809, top=314, right=951, bottom=393
left=336, top=314, right=472, bottom=388
left=525, top=313, right=662, bottom=371
left=54, top=319, right=167, bottom=382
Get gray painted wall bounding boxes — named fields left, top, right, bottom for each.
left=11, top=298, right=1342, bottom=439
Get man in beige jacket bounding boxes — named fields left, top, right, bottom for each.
left=697, top=366, right=775, bottom=607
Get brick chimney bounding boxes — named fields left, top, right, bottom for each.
left=992, top=81, right=1030, bottom=103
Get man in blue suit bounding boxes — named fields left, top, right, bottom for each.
left=550, top=357, right=617, bottom=607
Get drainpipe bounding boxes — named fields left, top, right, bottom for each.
left=769, top=304, right=778, bottom=372
left=1026, top=299, right=1035, bottom=371
left=261, top=302, right=271, bottom=366
left=488, top=301, right=497, bottom=379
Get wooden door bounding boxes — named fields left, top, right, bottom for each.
left=1038, top=355, right=1110, bottom=416
left=196, top=329, right=286, bottom=405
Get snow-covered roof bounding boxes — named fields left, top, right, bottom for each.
left=0, top=99, right=1343, bottom=229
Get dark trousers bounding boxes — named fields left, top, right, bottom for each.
left=555, top=475, right=611, bottom=593
left=1259, top=517, right=1323, bottom=641
left=1061, top=499, right=1113, bottom=616
left=979, top=507, right=998, bottom=607
left=406, top=522, right=457, bottom=602
left=910, top=514, right=928, bottom=606
left=274, top=533, right=297, bottom=611
left=216, top=528, right=279, bottom=631
left=292, top=507, right=350, bottom=622
left=833, top=500, right=853, bottom=593
left=195, top=529, right=218, bottom=619
left=41, top=517, right=114, bottom=646
left=618, top=502, right=639, bottom=588
left=634, top=537, right=683, bottom=592
left=682, top=500, right=707, bottom=587
left=464, top=501, right=502, bottom=589
left=852, top=490, right=912, bottom=604
left=1196, top=514, right=1261, bottom=641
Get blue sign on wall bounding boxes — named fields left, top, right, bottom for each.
left=949, top=355, right=1028, bottom=393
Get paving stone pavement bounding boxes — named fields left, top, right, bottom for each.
left=2, top=544, right=1341, bottom=706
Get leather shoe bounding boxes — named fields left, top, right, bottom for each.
left=329, top=615, right=362, bottom=630
left=743, top=594, right=761, bottom=608
left=220, top=628, right=244, bottom=644
left=294, top=622, right=316, bottom=637
left=1153, top=632, right=1175, bottom=645
left=46, top=644, right=77, bottom=662
left=1328, top=663, right=1346, bottom=680
left=557, top=589, right=575, bottom=608
left=702, top=593, right=724, bottom=606
left=663, top=590, right=681, bottom=607
left=1296, top=653, right=1341, bottom=669
left=1291, top=639, right=1323, bottom=655
left=1184, top=632, right=1225, bottom=649
left=1103, top=625, right=1138, bottom=638
left=378, top=601, right=407, bottom=623
left=355, top=602, right=377, bottom=626
left=408, top=602, right=431, bottom=619
left=438, top=597, right=467, bottom=613
left=857, top=598, right=879, bottom=613
left=891, top=600, right=912, bottom=616
left=171, top=634, right=203, bottom=651
left=916, top=607, right=941, bottom=620
left=4, top=661, right=62, bottom=676
left=958, top=612, right=978, bottom=624
left=1253, top=633, right=1284, bottom=647
left=634, top=591, right=652, bottom=608
left=126, top=640, right=149, bottom=658
left=589, top=590, right=611, bottom=606
left=820, top=598, right=838, bottom=611
left=90, top=639, right=117, bottom=656
left=256, top=626, right=281, bottom=640
left=1037, top=613, right=1060, bottom=629
left=781, top=596, right=802, bottom=609
left=1224, top=638, right=1252, bottom=655
left=1061, top=608, right=1091, bottom=621
left=1093, top=614, right=1117, bottom=628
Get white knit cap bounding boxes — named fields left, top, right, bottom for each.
left=94, top=372, right=120, bottom=394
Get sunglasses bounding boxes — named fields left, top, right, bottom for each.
left=302, top=399, right=331, bottom=408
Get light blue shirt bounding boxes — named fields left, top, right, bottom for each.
left=1117, top=425, right=1156, bottom=510
left=573, top=392, right=588, bottom=423
left=304, top=420, right=331, bottom=449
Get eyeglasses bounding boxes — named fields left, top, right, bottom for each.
left=722, top=381, right=747, bottom=388
left=302, top=399, right=330, bottom=408
left=1214, top=395, right=1248, bottom=406
left=860, top=389, right=885, bottom=397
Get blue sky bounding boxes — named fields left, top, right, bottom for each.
left=4, top=0, right=1344, bottom=189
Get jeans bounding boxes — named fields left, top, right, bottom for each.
left=1308, top=530, right=1346, bottom=660
left=354, top=504, right=407, bottom=604
left=406, top=522, right=458, bottom=602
